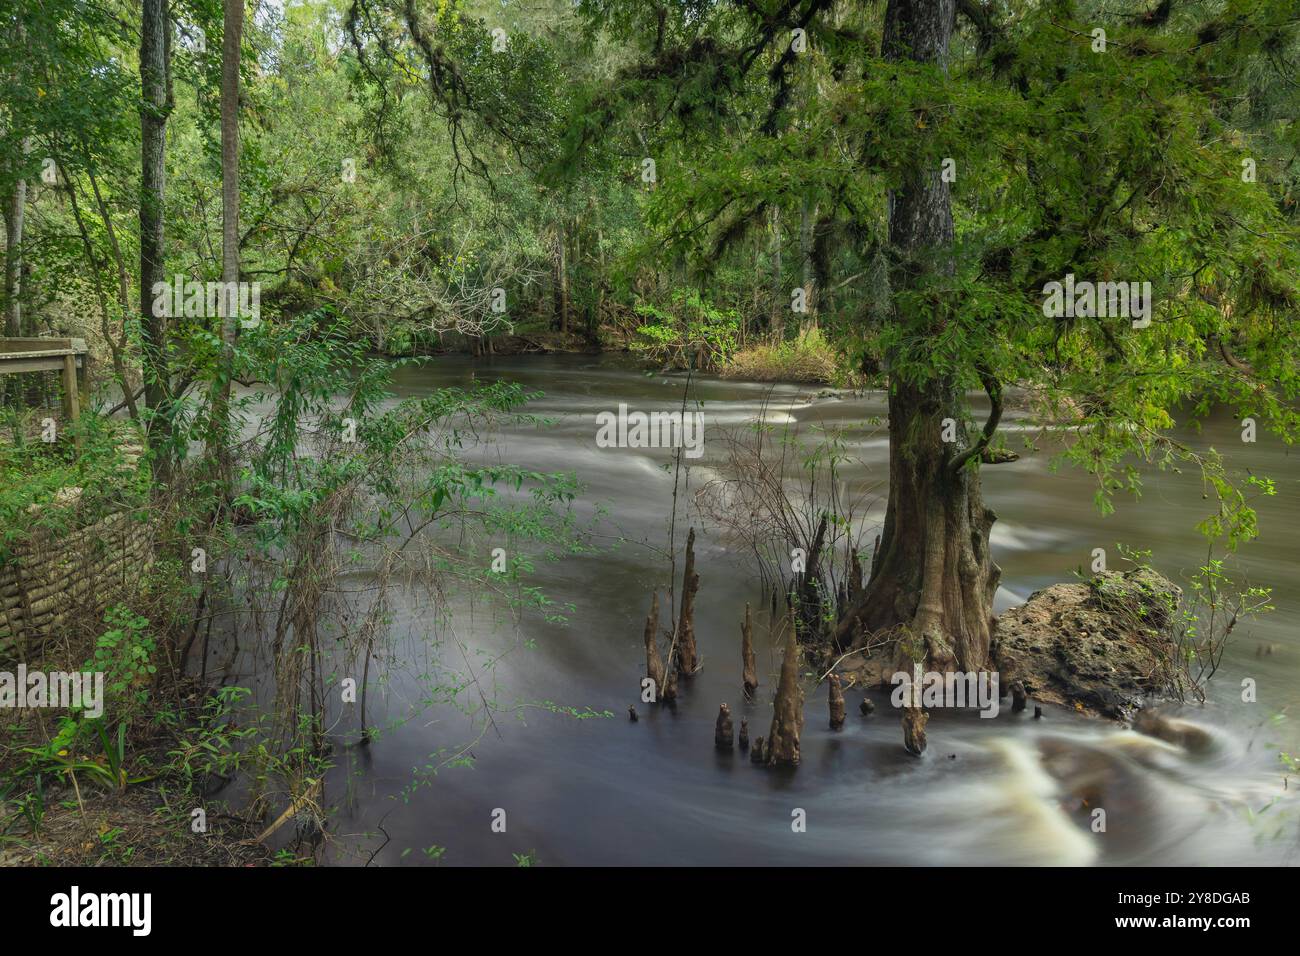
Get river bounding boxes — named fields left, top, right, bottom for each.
left=236, top=353, right=1300, bottom=866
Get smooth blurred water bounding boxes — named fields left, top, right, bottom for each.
left=234, top=353, right=1300, bottom=866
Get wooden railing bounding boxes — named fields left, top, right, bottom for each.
left=0, top=337, right=90, bottom=422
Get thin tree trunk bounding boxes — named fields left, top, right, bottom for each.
left=769, top=205, right=782, bottom=338
left=208, top=0, right=243, bottom=471
left=554, top=222, right=569, bottom=334
left=800, top=200, right=817, bottom=332
left=140, top=0, right=174, bottom=483
left=3, top=16, right=29, bottom=339
left=83, top=153, right=140, bottom=420
left=3, top=169, right=26, bottom=337
left=65, top=176, right=139, bottom=420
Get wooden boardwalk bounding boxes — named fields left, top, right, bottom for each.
left=0, top=337, right=90, bottom=422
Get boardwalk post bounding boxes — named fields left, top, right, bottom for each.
left=62, top=353, right=79, bottom=424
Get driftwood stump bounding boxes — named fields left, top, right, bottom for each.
left=644, top=591, right=664, bottom=700
left=741, top=602, right=757, bottom=699
left=676, top=527, right=700, bottom=674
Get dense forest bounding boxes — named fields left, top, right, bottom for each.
left=1, top=0, right=1298, bottom=873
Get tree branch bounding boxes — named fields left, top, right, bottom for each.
left=948, top=366, right=1003, bottom=475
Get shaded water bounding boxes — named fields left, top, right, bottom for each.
left=243, top=354, right=1300, bottom=865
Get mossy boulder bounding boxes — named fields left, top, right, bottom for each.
left=992, top=569, right=1185, bottom=720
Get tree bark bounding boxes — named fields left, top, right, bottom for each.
left=834, top=0, right=1000, bottom=675
left=139, top=0, right=174, bottom=483
left=208, top=0, right=243, bottom=470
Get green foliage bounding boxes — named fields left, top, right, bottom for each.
left=632, top=288, right=739, bottom=370
left=0, top=418, right=147, bottom=568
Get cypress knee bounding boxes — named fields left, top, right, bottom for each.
left=741, top=602, right=757, bottom=699
left=715, top=703, right=734, bottom=750
left=750, top=735, right=766, bottom=763
left=902, top=705, right=928, bottom=756
left=766, top=631, right=805, bottom=767
left=738, top=717, right=750, bottom=752
left=662, top=658, right=679, bottom=702
left=676, top=528, right=700, bottom=675
left=828, top=673, right=846, bottom=730
left=644, top=591, right=664, bottom=700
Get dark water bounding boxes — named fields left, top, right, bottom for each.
left=242, top=354, right=1300, bottom=866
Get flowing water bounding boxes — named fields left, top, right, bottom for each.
left=238, top=354, right=1300, bottom=866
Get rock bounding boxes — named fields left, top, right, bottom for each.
left=992, top=569, right=1184, bottom=720
left=738, top=718, right=750, bottom=752
left=1034, top=705, right=1043, bottom=719
left=902, top=706, right=928, bottom=756
left=859, top=697, right=875, bottom=716
left=1011, top=681, right=1027, bottom=713
left=828, top=673, right=846, bottom=730
left=1133, top=710, right=1214, bottom=753
left=628, top=705, right=638, bottom=722
left=715, top=703, right=734, bottom=750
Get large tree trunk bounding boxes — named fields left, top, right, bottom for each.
left=140, top=0, right=174, bottom=483
left=835, top=0, right=999, bottom=674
